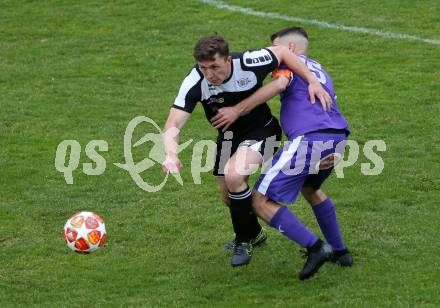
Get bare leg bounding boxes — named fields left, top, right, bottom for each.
left=251, top=190, right=281, bottom=223
left=224, top=146, right=262, bottom=192
left=301, top=187, right=327, bottom=206
left=216, top=176, right=230, bottom=206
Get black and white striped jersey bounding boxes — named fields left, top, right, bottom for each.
left=172, top=48, right=278, bottom=135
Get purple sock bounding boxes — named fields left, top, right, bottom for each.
left=312, top=198, right=346, bottom=251
left=269, top=206, right=319, bottom=248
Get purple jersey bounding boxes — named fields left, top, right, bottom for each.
left=278, top=55, right=350, bottom=139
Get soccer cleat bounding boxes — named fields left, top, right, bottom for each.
left=301, top=248, right=354, bottom=267
left=330, top=249, right=354, bottom=267
left=231, top=241, right=253, bottom=267
left=224, top=228, right=267, bottom=250
left=298, top=240, right=332, bottom=280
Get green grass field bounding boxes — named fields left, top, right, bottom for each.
left=1, top=0, right=440, bottom=306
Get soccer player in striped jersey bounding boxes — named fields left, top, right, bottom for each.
left=211, top=27, right=353, bottom=279
left=162, top=34, right=331, bottom=267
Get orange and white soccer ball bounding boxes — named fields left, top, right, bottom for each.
left=64, top=211, right=107, bottom=253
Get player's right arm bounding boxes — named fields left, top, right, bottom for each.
left=162, top=67, right=201, bottom=173
left=162, top=108, right=191, bottom=174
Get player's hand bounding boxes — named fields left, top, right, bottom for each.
left=210, top=106, right=240, bottom=132
left=162, top=155, right=182, bottom=174
left=308, top=82, right=332, bottom=111
left=318, top=154, right=341, bottom=170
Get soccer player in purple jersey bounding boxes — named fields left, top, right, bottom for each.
left=211, top=27, right=353, bottom=279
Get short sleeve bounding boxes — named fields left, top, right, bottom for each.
left=240, top=48, right=279, bottom=81
left=172, top=67, right=202, bottom=113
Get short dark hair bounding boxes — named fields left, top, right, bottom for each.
left=270, top=26, right=308, bottom=42
left=193, top=35, right=229, bottom=62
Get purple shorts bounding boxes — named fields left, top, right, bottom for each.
left=255, top=131, right=347, bottom=204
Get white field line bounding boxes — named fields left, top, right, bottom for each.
left=198, top=0, right=440, bottom=46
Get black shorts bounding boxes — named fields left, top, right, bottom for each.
left=213, top=117, right=282, bottom=176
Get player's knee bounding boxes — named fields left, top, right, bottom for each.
left=224, top=170, right=246, bottom=192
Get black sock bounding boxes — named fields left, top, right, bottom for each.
left=228, top=186, right=261, bottom=242
left=334, top=248, right=349, bottom=256
left=308, top=238, right=323, bottom=252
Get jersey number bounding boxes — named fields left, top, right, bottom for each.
left=307, top=61, right=327, bottom=84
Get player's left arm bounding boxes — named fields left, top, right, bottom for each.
left=211, top=74, right=290, bottom=132
left=268, top=45, right=331, bottom=111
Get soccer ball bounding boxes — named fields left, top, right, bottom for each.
left=64, top=211, right=107, bottom=253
